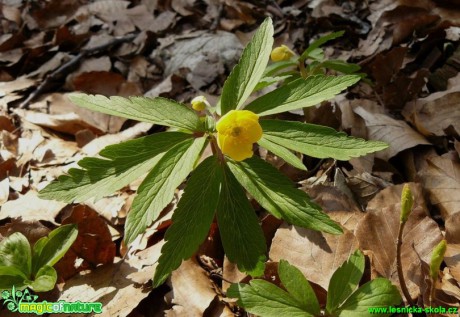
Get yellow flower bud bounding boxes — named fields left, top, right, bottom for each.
left=216, top=110, right=263, bottom=161
left=191, top=96, right=210, bottom=111
left=400, top=184, right=413, bottom=223
left=430, top=239, right=447, bottom=281
left=270, top=45, right=295, bottom=62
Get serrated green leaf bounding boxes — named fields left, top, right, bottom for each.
left=279, top=260, right=320, bottom=315
left=254, top=75, right=292, bottom=92
left=39, top=132, right=191, bottom=203
left=0, top=266, right=28, bottom=290
left=124, top=137, right=207, bottom=245
left=219, top=17, right=274, bottom=115
left=244, top=75, right=360, bottom=116
left=257, top=137, right=307, bottom=171
left=227, top=157, right=342, bottom=234
left=299, top=31, right=345, bottom=61
left=217, top=165, right=266, bottom=275
left=32, top=224, right=78, bottom=275
left=153, top=156, right=223, bottom=287
left=69, top=93, right=203, bottom=131
left=326, top=250, right=365, bottom=314
left=227, top=281, right=314, bottom=317
left=0, top=233, right=32, bottom=276
left=29, top=265, right=57, bottom=292
left=321, top=60, right=361, bottom=74
left=263, top=60, right=297, bottom=77
left=334, top=278, right=402, bottom=317
left=261, top=120, right=389, bottom=160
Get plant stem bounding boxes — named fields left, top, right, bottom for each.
left=396, top=221, right=415, bottom=306
left=298, top=59, right=308, bottom=78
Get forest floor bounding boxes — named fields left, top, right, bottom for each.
left=0, top=0, right=459, bottom=316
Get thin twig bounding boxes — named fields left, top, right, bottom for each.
left=19, top=33, right=138, bottom=109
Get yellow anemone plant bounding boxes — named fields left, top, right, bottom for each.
left=216, top=110, right=262, bottom=161
left=270, top=44, right=295, bottom=62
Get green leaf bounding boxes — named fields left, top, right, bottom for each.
left=299, top=31, right=345, bottom=61
left=279, top=260, right=320, bottom=315
left=124, top=137, right=207, bottom=245
left=29, top=265, right=57, bottom=292
left=334, top=278, right=402, bottom=317
left=227, top=281, right=314, bottom=317
left=32, top=224, right=78, bottom=275
left=69, top=93, right=203, bottom=131
left=261, top=120, right=389, bottom=160
left=254, top=75, right=292, bottom=92
left=153, top=156, right=223, bottom=287
left=244, top=75, right=360, bottom=116
left=321, top=60, right=361, bottom=74
left=217, top=164, right=266, bottom=275
left=219, top=17, right=274, bottom=115
left=257, top=137, right=307, bottom=171
left=0, top=266, right=28, bottom=290
left=326, top=250, right=365, bottom=314
left=227, top=157, right=342, bottom=234
left=39, top=132, right=191, bottom=203
left=263, top=60, right=297, bottom=77
left=0, top=233, right=32, bottom=276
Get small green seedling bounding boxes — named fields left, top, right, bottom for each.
left=39, top=18, right=387, bottom=286
left=0, top=224, right=78, bottom=292
left=228, top=250, right=402, bottom=317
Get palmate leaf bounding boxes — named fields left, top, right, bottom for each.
left=124, top=137, right=207, bottom=245
left=299, top=31, right=345, bottom=61
left=227, top=157, right=342, bottom=234
left=219, top=17, right=274, bottom=115
left=257, top=137, right=306, bottom=171
left=153, top=156, right=223, bottom=287
left=332, top=278, right=401, bottom=317
left=326, top=250, right=365, bottom=314
left=39, top=132, right=191, bottom=203
left=244, top=75, right=360, bottom=116
left=261, top=120, right=388, bottom=160
left=69, top=93, right=203, bottom=132
left=217, top=164, right=266, bottom=276
left=227, top=280, right=315, bottom=317
left=278, top=260, right=320, bottom=315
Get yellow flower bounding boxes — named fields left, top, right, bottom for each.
left=191, top=96, right=210, bottom=111
left=270, top=45, right=295, bottom=62
left=216, top=110, right=262, bottom=161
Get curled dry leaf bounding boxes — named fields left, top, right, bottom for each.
left=354, top=106, right=430, bottom=160
left=270, top=223, right=359, bottom=290
left=0, top=191, right=65, bottom=223
left=355, top=183, right=443, bottom=299
left=417, top=153, right=460, bottom=219
left=55, top=205, right=116, bottom=280
left=403, top=88, right=460, bottom=137
left=445, top=212, right=460, bottom=282
left=166, top=258, right=217, bottom=316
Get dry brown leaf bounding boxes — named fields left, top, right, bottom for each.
left=166, top=258, right=217, bottom=316
left=355, top=183, right=443, bottom=300
left=0, top=191, right=65, bottom=223
left=403, top=88, right=460, bottom=137
left=417, top=154, right=460, bottom=219
left=50, top=258, right=151, bottom=317
left=270, top=223, right=359, bottom=290
left=354, top=105, right=430, bottom=160
left=445, top=212, right=460, bottom=282
left=0, top=177, right=9, bottom=205
left=55, top=205, right=116, bottom=280
left=0, top=219, right=50, bottom=245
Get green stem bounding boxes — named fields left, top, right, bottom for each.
left=396, top=221, right=415, bottom=306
